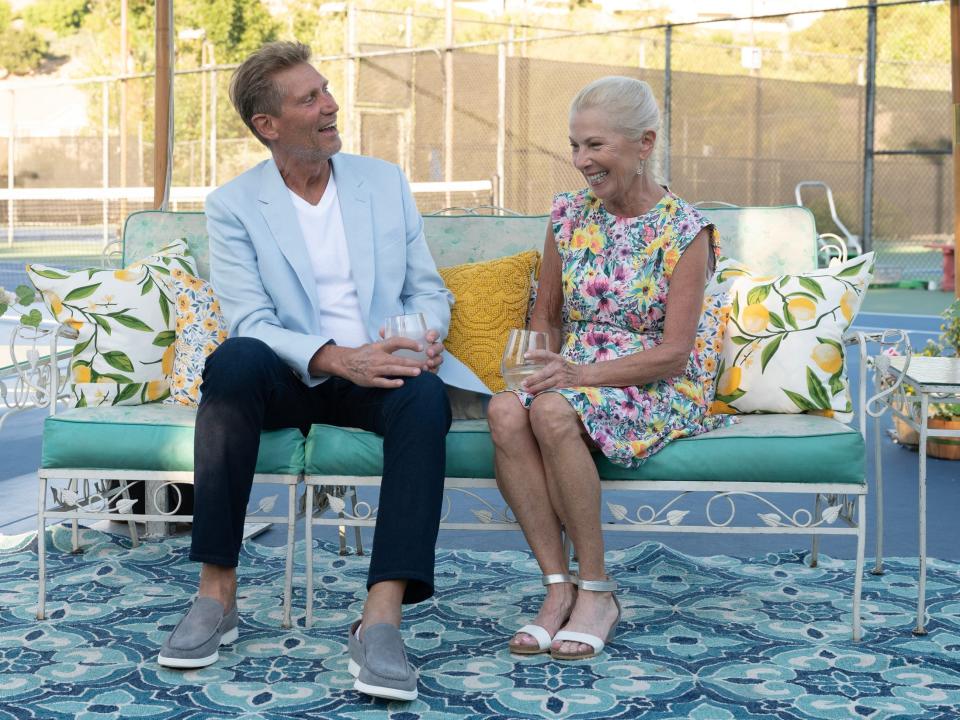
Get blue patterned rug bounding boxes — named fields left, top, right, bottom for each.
left=1, top=526, right=959, bottom=719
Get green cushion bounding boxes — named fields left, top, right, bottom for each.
left=305, top=414, right=864, bottom=485
left=42, top=405, right=304, bottom=475
left=305, top=420, right=494, bottom=479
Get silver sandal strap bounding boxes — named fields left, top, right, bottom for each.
left=542, top=573, right=578, bottom=586
left=577, top=577, right=617, bottom=592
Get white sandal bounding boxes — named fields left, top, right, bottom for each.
left=550, top=577, right=620, bottom=661
left=508, top=573, right=578, bottom=655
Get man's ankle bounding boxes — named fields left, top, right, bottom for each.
left=198, top=564, right=237, bottom=611
left=360, top=579, right=406, bottom=631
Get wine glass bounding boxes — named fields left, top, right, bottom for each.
left=384, top=312, right=428, bottom=363
left=501, top=329, right=549, bottom=391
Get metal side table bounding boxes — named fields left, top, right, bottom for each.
left=876, top=355, right=960, bottom=635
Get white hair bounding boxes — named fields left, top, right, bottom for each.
left=569, top=76, right=664, bottom=183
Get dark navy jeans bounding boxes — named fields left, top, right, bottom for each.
left=189, top=336, right=451, bottom=604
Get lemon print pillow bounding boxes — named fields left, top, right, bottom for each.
left=710, top=252, right=874, bottom=423
left=26, top=239, right=197, bottom=408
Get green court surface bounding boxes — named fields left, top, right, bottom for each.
left=860, top=288, right=954, bottom=316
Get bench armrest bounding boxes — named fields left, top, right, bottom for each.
left=818, top=232, right=849, bottom=265
left=4, top=322, right=76, bottom=416
left=842, top=328, right=912, bottom=438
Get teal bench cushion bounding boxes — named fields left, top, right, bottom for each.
left=42, top=405, right=304, bottom=475
left=305, top=414, right=864, bottom=485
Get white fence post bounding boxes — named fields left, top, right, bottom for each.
left=6, top=89, right=13, bottom=248
left=497, top=42, right=506, bottom=210
left=346, top=3, right=358, bottom=155
left=209, top=46, right=218, bottom=188
left=102, top=80, right=110, bottom=250
left=444, top=0, right=454, bottom=209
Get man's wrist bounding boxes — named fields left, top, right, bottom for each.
left=309, top=342, right=347, bottom=378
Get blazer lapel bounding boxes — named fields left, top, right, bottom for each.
left=257, top=160, right=321, bottom=319
left=332, top=154, right=375, bottom=320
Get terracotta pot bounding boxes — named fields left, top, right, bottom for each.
left=927, top=417, right=960, bottom=460
left=893, top=402, right=920, bottom=446
left=894, top=416, right=920, bottom=446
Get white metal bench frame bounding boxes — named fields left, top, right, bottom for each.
left=35, top=468, right=302, bottom=628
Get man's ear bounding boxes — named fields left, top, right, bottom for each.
left=251, top=113, right=278, bottom=142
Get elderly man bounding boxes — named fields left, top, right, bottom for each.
left=157, top=41, right=484, bottom=702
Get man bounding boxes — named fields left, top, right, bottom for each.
left=157, top=41, right=485, bottom=702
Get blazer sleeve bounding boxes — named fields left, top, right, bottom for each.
left=207, top=190, right=333, bottom=382
left=395, top=165, right=453, bottom=338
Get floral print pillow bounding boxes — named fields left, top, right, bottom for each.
left=167, top=270, right=228, bottom=407
left=709, top=252, right=875, bottom=422
left=27, top=239, right=197, bottom=408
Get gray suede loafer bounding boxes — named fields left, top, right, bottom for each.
left=158, top=596, right=239, bottom=669
left=347, top=621, right=418, bottom=701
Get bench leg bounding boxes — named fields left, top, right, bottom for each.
left=809, top=494, right=822, bottom=568
left=36, top=475, right=47, bottom=620
left=870, top=414, right=885, bottom=575
left=852, top=494, right=866, bottom=642
left=144, top=480, right=170, bottom=539
left=305, top=486, right=314, bottom=629
left=69, top=479, right=81, bottom=554
left=350, top=487, right=363, bottom=556
left=119, top=482, right=140, bottom=549
left=282, top=484, right=296, bottom=630
left=337, top=506, right=348, bottom=556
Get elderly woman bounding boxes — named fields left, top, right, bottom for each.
left=487, top=76, right=730, bottom=660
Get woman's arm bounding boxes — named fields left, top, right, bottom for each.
left=523, top=228, right=710, bottom=393
left=528, top=221, right=564, bottom=354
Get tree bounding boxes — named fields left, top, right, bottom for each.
left=23, top=0, right=91, bottom=36
left=0, top=28, right=48, bottom=75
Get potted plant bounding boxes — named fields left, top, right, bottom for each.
left=892, top=298, right=960, bottom=459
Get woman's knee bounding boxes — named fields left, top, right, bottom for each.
left=529, top=393, right=582, bottom=445
left=487, top=393, right=532, bottom=448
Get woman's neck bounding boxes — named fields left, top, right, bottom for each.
left=603, top=175, right=666, bottom=217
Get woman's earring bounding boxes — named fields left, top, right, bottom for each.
left=635, top=159, right=645, bottom=176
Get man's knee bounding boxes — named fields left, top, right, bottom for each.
left=203, top=337, right=280, bottom=389
left=387, top=372, right=451, bottom=431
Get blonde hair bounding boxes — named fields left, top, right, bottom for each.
left=570, top=76, right=663, bottom=182
left=230, top=41, right=312, bottom=147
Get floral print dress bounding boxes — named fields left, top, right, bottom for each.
left=512, top=188, right=733, bottom=468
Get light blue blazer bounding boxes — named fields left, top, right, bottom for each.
left=206, top=152, right=489, bottom=393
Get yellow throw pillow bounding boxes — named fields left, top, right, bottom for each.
left=709, top=252, right=875, bottom=422
left=439, top=250, right=540, bottom=393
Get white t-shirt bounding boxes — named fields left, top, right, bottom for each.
left=288, top=176, right=369, bottom=348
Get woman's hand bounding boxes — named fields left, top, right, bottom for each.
left=521, top=349, right=586, bottom=394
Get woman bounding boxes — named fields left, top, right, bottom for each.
left=487, top=76, right=731, bottom=661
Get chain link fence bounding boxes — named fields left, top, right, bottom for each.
left=0, top=1, right=952, bottom=291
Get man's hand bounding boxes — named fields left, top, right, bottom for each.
left=521, top=349, right=584, bottom=394
left=377, top=327, right=445, bottom=373
left=423, top=329, right=445, bottom=373
left=310, top=339, right=424, bottom=388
